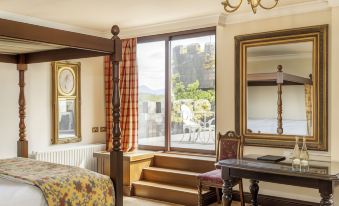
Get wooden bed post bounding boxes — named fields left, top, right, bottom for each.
left=17, top=54, right=28, bottom=158
left=110, top=25, right=123, bottom=206
left=277, top=65, right=283, bottom=135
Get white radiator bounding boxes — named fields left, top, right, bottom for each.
left=31, top=144, right=106, bottom=171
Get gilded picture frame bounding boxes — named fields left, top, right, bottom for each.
left=235, top=25, right=328, bottom=151
left=52, top=61, right=81, bottom=144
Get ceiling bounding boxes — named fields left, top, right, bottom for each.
left=0, top=0, right=316, bottom=32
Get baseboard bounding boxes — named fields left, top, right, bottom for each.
left=232, top=191, right=318, bottom=206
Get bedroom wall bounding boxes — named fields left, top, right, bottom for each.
left=330, top=6, right=339, bottom=164
left=216, top=9, right=337, bottom=203
left=0, top=63, right=19, bottom=158
left=0, top=57, right=106, bottom=158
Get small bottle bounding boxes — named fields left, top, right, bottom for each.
left=291, top=136, right=300, bottom=170
left=300, top=137, right=310, bottom=170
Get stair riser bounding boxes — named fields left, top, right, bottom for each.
left=143, top=169, right=198, bottom=188
left=153, top=155, right=215, bottom=173
left=133, top=184, right=198, bottom=206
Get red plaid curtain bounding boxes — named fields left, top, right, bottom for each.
left=104, top=56, right=113, bottom=151
left=104, top=38, right=138, bottom=152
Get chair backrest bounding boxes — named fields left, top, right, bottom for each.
left=216, top=131, right=243, bottom=162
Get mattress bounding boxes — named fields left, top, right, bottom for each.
left=0, top=176, right=47, bottom=206
left=248, top=118, right=309, bottom=135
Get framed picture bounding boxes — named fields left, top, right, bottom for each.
left=52, top=61, right=81, bottom=144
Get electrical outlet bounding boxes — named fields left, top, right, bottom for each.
left=92, top=127, right=99, bottom=133
left=100, top=127, right=107, bottom=132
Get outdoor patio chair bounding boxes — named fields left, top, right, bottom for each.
left=180, top=104, right=202, bottom=142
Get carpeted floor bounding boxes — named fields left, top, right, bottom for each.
left=123, top=197, right=243, bottom=206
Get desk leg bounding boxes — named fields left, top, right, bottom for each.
left=222, top=179, right=233, bottom=206
left=319, top=181, right=334, bottom=206
left=250, top=179, right=259, bottom=206
left=320, top=193, right=334, bottom=206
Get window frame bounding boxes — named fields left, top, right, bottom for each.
left=137, top=27, right=217, bottom=155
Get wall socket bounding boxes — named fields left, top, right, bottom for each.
left=92, top=127, right=99, bottom=133
left=100, top=127, right=107, bottom=132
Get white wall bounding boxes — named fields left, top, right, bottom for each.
left=216, top=9, right=337, bottom=203
left=330, top=6, right=339, bottom=161
left=0, top=57, right=106, bottom=158
left=0, top=63, right=18, bottom=158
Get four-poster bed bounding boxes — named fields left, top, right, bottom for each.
left=247, top=65, right=313, bottom=135
left=0, top=18, right=123, bottom=206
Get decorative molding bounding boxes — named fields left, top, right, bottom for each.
left=218, top=13, right=228, bottom=27
left=117, top=13, right=221, bottom=39
left=0, top=10, right=106, bottom=37
left=223, top=0, right=331, bottom=25
left=328, top=0, right=339, bottom=7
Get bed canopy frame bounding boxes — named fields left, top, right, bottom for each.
left=0, top=18, right=123, bottom=206
left=247, top=65, right=313, bottom=135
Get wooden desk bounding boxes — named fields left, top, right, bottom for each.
left=219, top=159, right=339, bottom=206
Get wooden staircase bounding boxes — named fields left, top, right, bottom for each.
left=132, top=153, right=216, bottom=206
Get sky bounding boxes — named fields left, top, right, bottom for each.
left=137, top=35, right=215, bottom=92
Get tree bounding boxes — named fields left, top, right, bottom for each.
left=171, top=73, right=215, bottom=123
left=172, top=73, right=215, bottom=103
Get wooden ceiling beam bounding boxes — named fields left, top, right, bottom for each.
left=0, top=53, right=17, bottom=64
left=0, top=18, right=113, bottom=53
left=25, top=48, right=107, bottom=64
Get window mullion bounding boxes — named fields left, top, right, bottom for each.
left=165, top=37, right=171, bottom=152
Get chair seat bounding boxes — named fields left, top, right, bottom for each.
left=198, top=169, right=241, bottom=186
left=198, top=169, right=223, bottom=186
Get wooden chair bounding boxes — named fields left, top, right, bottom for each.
left=197, top=131, right=245, bottom=206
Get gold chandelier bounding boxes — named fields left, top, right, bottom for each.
left=222, top=0, right=279, bottom=14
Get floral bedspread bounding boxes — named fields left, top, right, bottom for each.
left=0, top=158, right=114, bottom=206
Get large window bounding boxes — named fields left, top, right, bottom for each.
left=137, top=41, right=166, bottom=147
left=137, top=28, right=216, bottom=153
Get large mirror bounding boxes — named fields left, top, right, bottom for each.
left=235, top=25, right=328, bottom=150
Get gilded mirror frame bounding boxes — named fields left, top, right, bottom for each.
left=52, top=61, right=81, bottom=144
left=235, top=25, right=328, bottom=151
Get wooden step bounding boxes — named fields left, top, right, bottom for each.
left=143, top=167, right=199, bottom=188
left=133, top=180, right=208, bottom=206
left=153, top=153, right=215, bottom=173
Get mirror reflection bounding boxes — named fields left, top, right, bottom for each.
left=58, top=98, right=76, bottom=138
left=246, top=41, right=313, bottom=136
